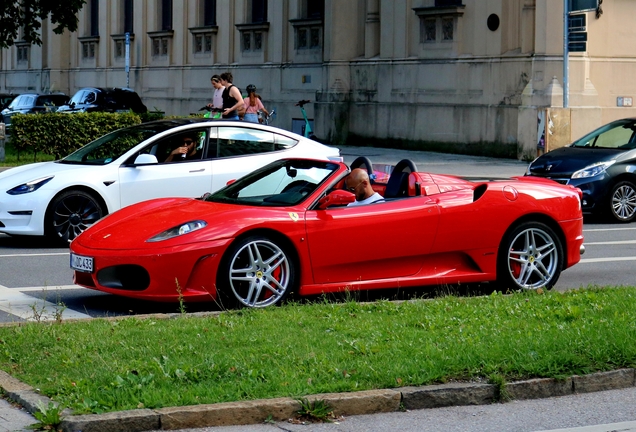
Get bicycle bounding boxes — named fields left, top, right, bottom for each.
left=260, top=108, right=276, bottom=125
left=295, top=100, right=315, bottom=139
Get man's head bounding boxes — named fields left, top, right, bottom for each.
left=220, top=72, right=233, bottom=85
left=345, top=168, right=374, bottom=201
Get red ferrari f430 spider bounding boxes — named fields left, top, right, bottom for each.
left=70, top=157, right=585, bottom=308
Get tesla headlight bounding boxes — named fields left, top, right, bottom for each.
left=6, top=176, right=54, bottom=195
left=571, top=160, right=615, bottom=179
left=147, top=220, right=207, bottom=242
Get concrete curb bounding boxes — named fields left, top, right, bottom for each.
left=2, top=368, right=635, bottom=431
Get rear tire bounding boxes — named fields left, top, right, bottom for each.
left=46, top=190, right=105, bottom=246
left=496, top=221, right=563, bottom=291
left=216, top=235, right=298, bottom=309
left=607, top=180, right=636, bottom=223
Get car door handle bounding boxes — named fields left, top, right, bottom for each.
left=189, top=168, right=205, bottom=173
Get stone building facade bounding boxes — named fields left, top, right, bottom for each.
left=1, top=0, right=635, bottom=160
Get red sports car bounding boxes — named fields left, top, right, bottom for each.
left=70, top=157, right=585, bottom=308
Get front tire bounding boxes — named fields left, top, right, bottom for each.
left=497, top=221, right=563, bottom=291
left=608, top=181, right=636, bottom=223
left=217, top=235, right=297, bottom=309
left=46, top=190, right=105, bottom=245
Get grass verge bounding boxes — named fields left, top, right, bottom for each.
left=0, top=141, right=55, bottom=167
left=0, top=287, right=635, bottom=415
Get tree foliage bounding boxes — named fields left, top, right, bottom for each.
left=0, top=0, right=87, bottom=49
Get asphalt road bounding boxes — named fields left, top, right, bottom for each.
left=1, top=148, right=635, bottom=432
left=0, top=147, right=634, bottom=322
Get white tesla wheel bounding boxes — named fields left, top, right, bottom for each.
left=47, top=190, right=105, bottom=245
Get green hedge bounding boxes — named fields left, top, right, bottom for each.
left=8, top=112, right=143, bottom=160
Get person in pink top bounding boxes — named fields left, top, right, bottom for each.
left=243, top=84, right=269, bottom=123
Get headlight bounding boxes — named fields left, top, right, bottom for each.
left=147, top=220, right=207, bottom=242
left=6, top=176, right=54, bottom=195
left=571, top=160, right=615, bottom=179
left=525, top=157, right=540, bottom=175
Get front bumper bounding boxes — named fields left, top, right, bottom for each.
left=0, top=193, right=48, bottom=236
left=71, top=238, right=232, bottom=302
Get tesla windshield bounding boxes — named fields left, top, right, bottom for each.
left=60, top=123, right=178, bottom=165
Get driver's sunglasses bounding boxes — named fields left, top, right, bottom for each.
left=183, top=139, right=194, bottom=144
left=347, top=181, right=362, bottom=192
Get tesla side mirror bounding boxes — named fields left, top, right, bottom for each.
left=317, top=190, right=356, bottom=210
left=133, top=154, right=158, bottom=165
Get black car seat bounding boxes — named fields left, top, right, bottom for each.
left=383, top=159, right=418, bottom=199
left=349, top=156, right=374, bottom=179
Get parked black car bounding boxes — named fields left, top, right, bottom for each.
left=57, top=87, right=147, bottom=114
left=0, top=93, right=16, bottom=110
left=526, top=118, right=636, bottom=222
left=1, top=93, right=70, bottom=130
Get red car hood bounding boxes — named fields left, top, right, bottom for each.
left=74, top=198, right=252, bottom=250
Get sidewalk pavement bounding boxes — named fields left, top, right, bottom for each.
left=338, top=145, right=529, bottom=178
left=1, top=367, right=636, bottom=432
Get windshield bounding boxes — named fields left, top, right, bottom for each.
left=60, top=123, right=177, bottom=165
left=571, top=119, right=636, bottom=149
left=207, top=159, right=339, bottom=207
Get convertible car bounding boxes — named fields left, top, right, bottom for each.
left=70, top=157, right=585, bottom=308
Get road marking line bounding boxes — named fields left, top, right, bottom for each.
left=16, top=285, right=80, bottom=292
left=584, top=240, right=636, bottom=245
left=0, top=253, right=69, bottom=258
left=580, top=256, right=636, bottom=263
left=0, top=285, right=90, bottom=321
left=584, top=227, right=636, bottom=232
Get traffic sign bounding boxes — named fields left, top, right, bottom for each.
left=568, top=14, right=586, bottom=31
left=568, top=42, right=587, bottom=52
left=569, top=32, right=587, bottom=42
left=569, top=0, right=598, bottom=13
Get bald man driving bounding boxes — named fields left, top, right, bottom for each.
left=345, top=168, right=384, bottom=206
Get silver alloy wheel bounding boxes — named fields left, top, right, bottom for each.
left=506, top=227, right=559, bottom=289
left=228, top=239, right=291, bottom=308
left=611, top=183, right=636, bottom=222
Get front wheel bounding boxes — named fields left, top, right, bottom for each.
left=217, top=235, right=297, bottom=309
left=497, top=221, right=563, bottom=291
left=46, top=190, right=105, bottom=245
left=608, top=181, right=636, bottom=223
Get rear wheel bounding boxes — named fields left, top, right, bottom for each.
left=497, top=221, right=563, bottom=291
left=608, top=181, right=636, bottom=223
left=217, top=235, right=297, bottom=309
left=46, top=190, right=105, bottom=245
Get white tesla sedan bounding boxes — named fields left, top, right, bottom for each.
left=0, top=118, right=340, bottom=245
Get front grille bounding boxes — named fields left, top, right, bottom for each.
left=97, top=265, right=150, bottom=291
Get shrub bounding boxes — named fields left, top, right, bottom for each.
left=8, top=112, right=142, bottom=160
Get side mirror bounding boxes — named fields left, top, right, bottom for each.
left=317, top=190, right=355, bottom=210
left=226, top=179, right=236, bottom=186
left=133, top=154, right=158, bottom=165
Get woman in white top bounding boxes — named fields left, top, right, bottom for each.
left=207, top=75, right=225, bottom=117
left=243, top=84, right=269, bottom=123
